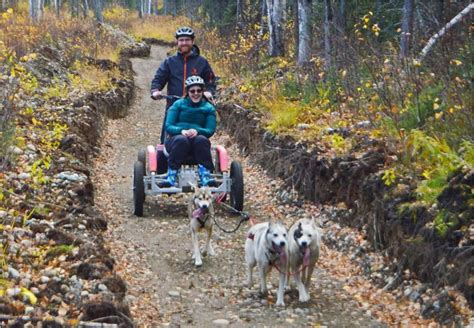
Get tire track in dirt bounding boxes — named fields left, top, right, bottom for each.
left=92, top=46, right=388, bottom=327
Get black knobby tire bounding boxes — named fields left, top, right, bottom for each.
left=213, top=148, right=221, bottom=173
left=133, top=161, right=145, bottom=217
left=230, top=161, right=244, bottom=212
left=138, top=149, right=146, bottom=166
left=137, top=149, right=147, bottom=201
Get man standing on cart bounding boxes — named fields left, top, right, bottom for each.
left=150, top=26, right=216, bottom=143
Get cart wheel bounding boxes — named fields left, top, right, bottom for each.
left=213, top=149, right=221, bottom=173
left=138, top=149, right=146, bottom=166
left=137, top=149, right=147, bottom=201
left=230, top=161, right=244, bottom=212
left=133, top=161, right=145, bottom=217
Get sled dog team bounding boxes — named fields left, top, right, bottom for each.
left=189, top=185, right=321, bottom=306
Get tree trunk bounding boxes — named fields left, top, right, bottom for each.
left=137, top=0, right=143, bottom=18
left=53, top=0, right=61, bottom=17
left=29, top=0, right=38, bottom=21
left=37, top=0, right=43, bottom=20
left=260, top=0, right=266, bottom=35
left=82, top=0, right=88, bottom=18
left=236, top=0, right=244, bottom=28
left=323, top=0, right=332, bottom=70
left=297, top=0, right=312, bottom=65
left=266, top=0, right=285, bottom=56
left=172, top=0, right=176, bottom=16
left=70, top=0, right=78, bottom=17
left=336, top=0, right=346, bottom=32
left=163, top=0, right=167, bottom=14
left=400, top=0, right=414, bottom=59
left=92, top=0, right=102, bottom=22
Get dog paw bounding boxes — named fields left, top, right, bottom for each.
left=276, top=300, right=285, bottom=307
left=207, top=248, right=216, bottom=256
left=299, top=294, right=310, bottom=302
left=194, top=259, right=203, bottom=267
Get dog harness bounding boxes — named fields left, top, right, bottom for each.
left=192, top=208, right=208, bottom=228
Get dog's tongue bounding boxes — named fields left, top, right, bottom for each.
left=303, top=247, right=311, bottom=266
left=192, top=208, right=204, bottom=219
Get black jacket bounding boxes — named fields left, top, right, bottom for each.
left=150, top=47, right=216, bottom=99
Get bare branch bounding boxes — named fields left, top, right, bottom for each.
left=418, top=3, right=474, bottom=62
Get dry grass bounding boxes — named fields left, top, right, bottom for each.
left=104, top=7, right=191, bottom=42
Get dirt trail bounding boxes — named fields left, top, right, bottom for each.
left=92, top=46, right=385, bottom=327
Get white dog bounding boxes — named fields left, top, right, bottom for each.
left=288, top=218, right=321, bottom=302
left=188, top=186, right=215, bottom=267
left=245, top=222, right=288, bottom=306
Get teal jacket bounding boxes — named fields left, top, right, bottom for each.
left=165, top=98, right=216, bottom=138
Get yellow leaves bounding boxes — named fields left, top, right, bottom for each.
left=412, top=59, right=422, bottom=67
left=31, top=117, right=40, bottom=126
left=382, top=168, right=396, bottom=186
left=341, top=69, right=347, bottom=78
left=20, top=287, right=37, bottom=305
left=450, top=59, right=462, bottom=66
left=7, top=8, right=13, bottom=14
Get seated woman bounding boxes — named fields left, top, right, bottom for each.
left=161, top=75, right=216, bottom=187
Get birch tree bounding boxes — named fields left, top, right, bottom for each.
left=81, top=0, right=89, bottom=18
left=92, top=0, right=102, bottom=22
left=418, top=3, right=474, bottom=62
left=53, top=0, right=60, bottom=17
left=323, top=0, right=332, bottom=70
left=29, top=0, right=39, bottom=21
left=29, top=0, right=43, bottom=21
left=266, top=0, right=285, bottom=56
left=297, top=0, right=312, bottom=66
left=400, top=0, right=414, bottom=59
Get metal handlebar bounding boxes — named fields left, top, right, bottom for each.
left=151, top=94, right=181, bottom=101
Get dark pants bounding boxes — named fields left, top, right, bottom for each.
left=160, top=102, right=172, bottom=144
left=165, top=135, right=214, bottom=171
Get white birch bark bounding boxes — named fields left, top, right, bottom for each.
left=266, top=0, right=285, bottom=56
left=418, top=3, right=473, bottom=62
left=29, top=0, right=38, bottom=21
left=297, top=0, right=312, bottom=65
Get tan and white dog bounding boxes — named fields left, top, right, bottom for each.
left=188, top=185, right=215, bottom=267
left=245, top=222, right=289, bottom=306
left=288, top=218, right=321, bottom=302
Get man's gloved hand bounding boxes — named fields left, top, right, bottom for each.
left=203, top=91, right=215, bottom=105
left=151, top=90, right=162, bottom=100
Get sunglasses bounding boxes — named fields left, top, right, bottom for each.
left=189, top=89, right=203, bottom=94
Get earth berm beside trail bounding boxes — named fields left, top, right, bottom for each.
left=92, top=45, right=444, bottom=327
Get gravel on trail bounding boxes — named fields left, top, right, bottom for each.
left=92, top=46, right=446, bottom=327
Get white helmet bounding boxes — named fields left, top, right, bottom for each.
left=175, top=26, right=195, bottom=39
left=185, top=75, right=205, bottom=89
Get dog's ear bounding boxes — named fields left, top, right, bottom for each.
left=266, top=221, right=273, bottom=234
left=311, top=216, right=322, bottom=228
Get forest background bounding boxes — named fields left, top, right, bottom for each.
left=0, top=0, right=472, bottom=322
